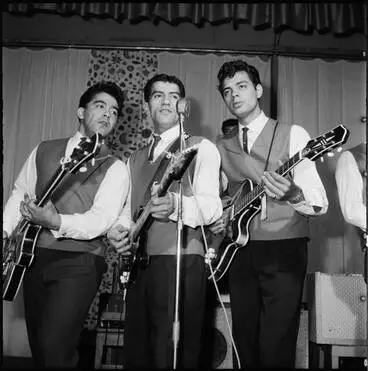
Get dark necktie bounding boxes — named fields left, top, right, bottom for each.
left=148, top=134, right=161, bottom=161
left=242, top=127, right=249, bottom=154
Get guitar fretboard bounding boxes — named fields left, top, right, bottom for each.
left=233, top=151, right=303, bottom=216
left=130, top=172, right=170, bottom=242
left=130, top=146, right=198, bottom=243
left=131, top=199, right=155, bottom=242
left=14, top=167, right=67, bottom=236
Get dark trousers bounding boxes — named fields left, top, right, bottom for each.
left=124, top=254, right=207, bottom=369
left=228, top=238, right=308, bottom=369
left=23, top=247, right=106, bottom=369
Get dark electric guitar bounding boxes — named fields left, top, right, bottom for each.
left=117, top=146, right=198, bottom=291
left=206, top=124, right=350, bottom=282
left=2, top=133, right=103, bottom=301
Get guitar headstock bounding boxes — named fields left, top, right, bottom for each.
left=166, top=145, right=199, bottom=180
left=60, top=133, right=104, bottom=173
left=302, top=124, right=350, bottom=162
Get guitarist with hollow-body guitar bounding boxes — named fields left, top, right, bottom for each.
left=2, top=82, right=129, bottom=369
left=207, top=60, right=331, bottom=370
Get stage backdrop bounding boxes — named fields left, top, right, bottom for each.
left=2, top=47, right=366, bottom=356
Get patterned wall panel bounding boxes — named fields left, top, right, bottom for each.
left=84, top=49, right=157, bottom=329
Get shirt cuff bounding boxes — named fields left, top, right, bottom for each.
left=288, top=187, right=327, bottom=216
left=50, top=214, right=69, bottom=239
left=168, top=192, right=178, bottom=222
left=287, top=199, right=308, bottom=211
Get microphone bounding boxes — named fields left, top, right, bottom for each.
left=176, top=98, right=191, bottom=119
left=176, top=98, right=190, bottom=152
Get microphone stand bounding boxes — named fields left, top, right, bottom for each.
left=172, top=105, right=187, bottom=369
left=363, top=238, right=368, bottom=371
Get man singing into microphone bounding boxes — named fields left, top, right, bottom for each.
left=107, top=73, right=222, bottom=369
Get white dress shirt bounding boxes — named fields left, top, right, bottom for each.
left=233, top=111, right=328, bottom=216
left=116, top=125, right=223, bottom=230
left=335, top=150, right=366, bottom=231
left=3, top=131, right=131, bottom=240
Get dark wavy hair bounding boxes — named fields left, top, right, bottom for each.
left=217, top=60, right=262, bottom=96
left=78, top=81, right=125, bottom=116
left=143, top=73, right=186, bottom=102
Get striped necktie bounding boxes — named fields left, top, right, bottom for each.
left=148, top=134, right=161, bottom=161
left=242, top=127, right=249, bottom=154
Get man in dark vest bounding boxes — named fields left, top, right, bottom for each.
left=209, top=60, right=328, bottom=369
left=335, top=117, right=367, bottom=249
left=107, top=73, right=223, bottom=369
left=3, top=81, right=130, bottom=369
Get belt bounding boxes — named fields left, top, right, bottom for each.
left=137, top=255, right=150, bottom=269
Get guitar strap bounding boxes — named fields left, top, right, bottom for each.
left=260, top=121, right=279, bottom=220
left=51, top=152, right=114, bottom=206
left=263, top=121, right=279, bottom=172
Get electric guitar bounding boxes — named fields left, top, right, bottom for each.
left=2, top=133, right=103, bottom=301
left=206, top=124, right=350, bottom=282
left=117, top=146, right=198, bottom=291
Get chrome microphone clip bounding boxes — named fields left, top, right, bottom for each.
left=176, top=98, right=191, bottom=119
left=176, top=98, right=190, bottom=152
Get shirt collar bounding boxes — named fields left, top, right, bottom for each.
left=69, top=131, right=85, bottom=148
left=152, top=124, right=180, bottom=143
left=238, top=111, right=269, bottom=135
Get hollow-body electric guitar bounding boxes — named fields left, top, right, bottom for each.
left=117, top=146, right=198, bottom=292
left=2, top=133, right=103, bottom=301
left=206, top=124, right=350, bottom=282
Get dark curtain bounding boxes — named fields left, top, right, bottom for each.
left=6, top=2, right=368, bottom=35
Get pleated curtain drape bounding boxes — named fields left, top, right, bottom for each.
left=6, top=3, right=368, bottom=35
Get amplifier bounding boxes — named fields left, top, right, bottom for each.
left=307, top=272, right=367, bottom=345
left=200, top=294, right=233, bottom=369
left=212, top=295, right=233, bottom=369
left=201, top=294, right=309, bottom=369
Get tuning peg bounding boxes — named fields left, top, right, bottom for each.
left=336, top=147, right=343, bottom=152
left=320, top=157, right=324, bottom=163
left=86, top=138, right=91, bottom=143
left=79, top=166, right=87, bottom=173
left=327, top=152, right=334, bottom=157
left=91, top=158, right=95, bottom=166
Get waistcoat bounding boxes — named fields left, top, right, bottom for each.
left=350, top=143, right=367, bottom=205
left=349, top=143, right=367, bottom=246
left=217, top=119, right=309, bottom=241
left=35, top=138, right=117, bottom=256
left=129, top=135, right=204, bottom=256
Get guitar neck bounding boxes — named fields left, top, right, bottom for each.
left=131, top=169, right=173, bottom=242
left=36, top=166, right=68, bottom=208
left=13, top=166, right=68, bottom=235
left=130, top=145, right=198, bottom=242
left=11, top=134, right=103, bottom=237
left=234, top=151, right=303, bottom=216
